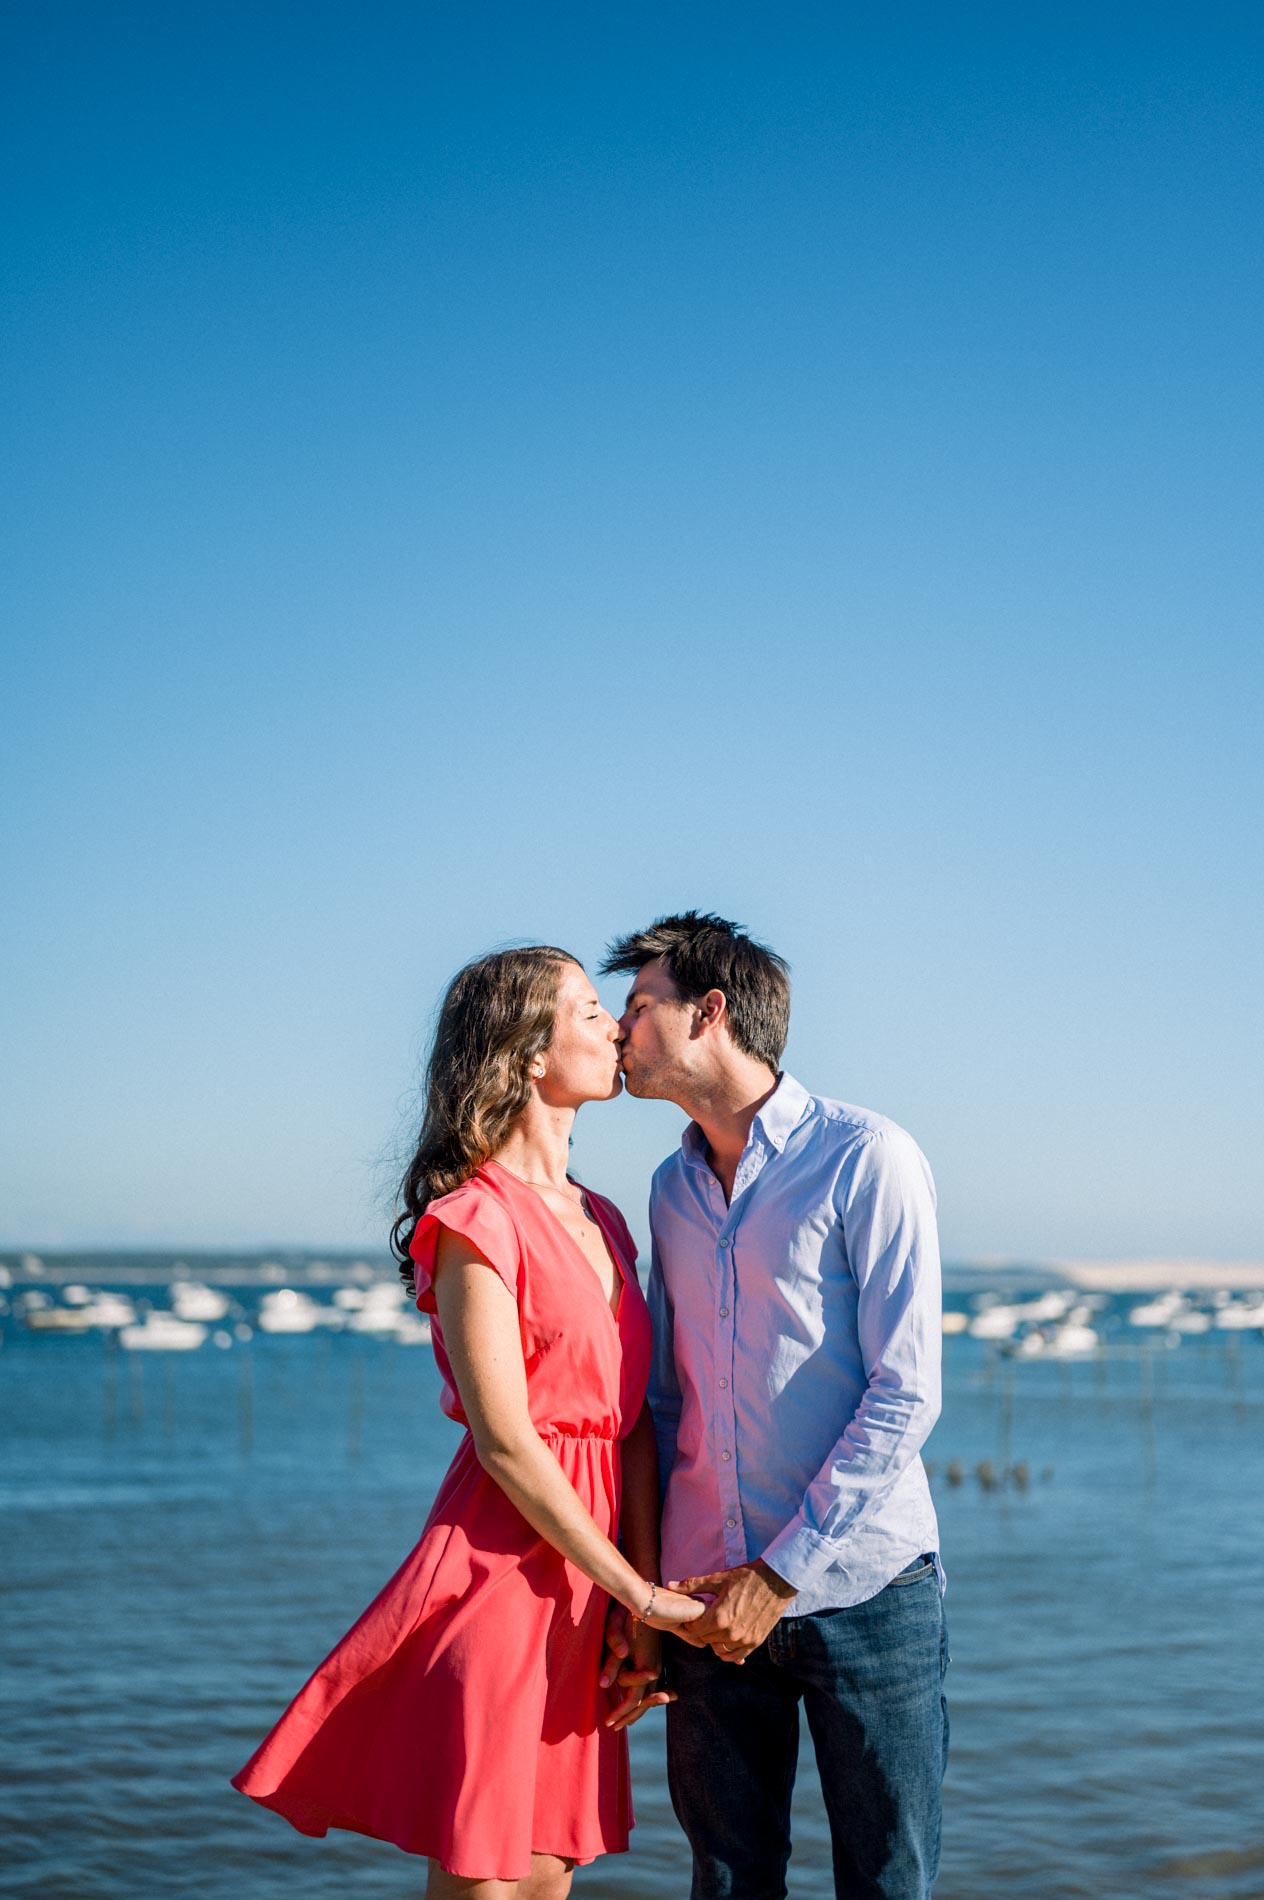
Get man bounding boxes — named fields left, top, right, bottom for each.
left=601, top=912, right=948, bottom=1900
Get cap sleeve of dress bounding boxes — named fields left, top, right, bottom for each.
left=409, top=1183, right=522, bottom=1315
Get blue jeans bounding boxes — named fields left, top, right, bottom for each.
left=665, top=1555, right=949, bottom=1900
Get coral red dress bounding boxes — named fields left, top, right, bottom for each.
left=232, top=1163, right=653, bottom=1879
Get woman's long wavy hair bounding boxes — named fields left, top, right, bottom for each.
left=392, top=946, right=578, bottom=1291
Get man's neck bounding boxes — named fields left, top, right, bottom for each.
left=682, top=1061, right=780, bottom=1204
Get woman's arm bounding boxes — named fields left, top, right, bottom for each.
left=433, top=1230, right=700, bottom=1631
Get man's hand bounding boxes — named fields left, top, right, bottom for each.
left=669, top=1560, right=797, bottom=1663
left=600, top=1601, right=675, bottom=1729
left=599, top=1597, right=633, bottom=1686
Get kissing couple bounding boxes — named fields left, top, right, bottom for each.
left=233, top=911, right=948, bottom=1900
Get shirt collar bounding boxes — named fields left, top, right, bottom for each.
left=753, top=1071, right=811, bottom=1151
left=680, top=1070, right=811, bottom=1167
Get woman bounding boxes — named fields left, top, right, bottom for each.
left=232, top=946, right=703, bottom=1898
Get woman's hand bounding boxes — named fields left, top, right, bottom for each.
left=602, top=1620, right=673, bottom=1731
left=640, top=1583, right=708, bottom=1632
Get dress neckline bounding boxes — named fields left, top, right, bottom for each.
left=483, top=1160, right=626, bottom=1321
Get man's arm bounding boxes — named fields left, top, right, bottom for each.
left=760, top=1126, right=942, bottom=1588
left=674, top=1127, right=941, bottom=1659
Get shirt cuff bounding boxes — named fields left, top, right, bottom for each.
left=760, top=1518, right=839, bottom=1594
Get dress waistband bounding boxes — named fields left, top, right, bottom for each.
left=538, top=1427, right=619, bottom=1443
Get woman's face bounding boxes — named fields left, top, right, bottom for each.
left=536, top=962, right=622, bottom=1106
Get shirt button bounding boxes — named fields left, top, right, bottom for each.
left=719, top=1306, right=729, bottom=1317
left=722, top=1450, right=731, bottom=1461
left=719, top=1378, right=728, bottom=1389
left=726, top=1517, right=736, bottom=1528
left=720, top=1236, right=731, bottom=1249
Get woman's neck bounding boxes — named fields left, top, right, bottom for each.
left=493, top=1099, right=577, bottom=1192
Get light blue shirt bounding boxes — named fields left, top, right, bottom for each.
left=647, top=1072, right=943, bottom=1613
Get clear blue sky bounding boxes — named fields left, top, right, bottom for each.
left=3, top=5, right=1261, bottom=1259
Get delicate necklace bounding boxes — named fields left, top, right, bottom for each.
left=494, top=1159, right=593, bottom=1219
left=495, top=1159, right=574, bottom=1196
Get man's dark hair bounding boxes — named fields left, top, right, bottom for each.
left=600, top=911, right=790, bottom=1070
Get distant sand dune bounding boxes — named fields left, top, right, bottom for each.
left=1054, top=1258, right=1264, bottom=1291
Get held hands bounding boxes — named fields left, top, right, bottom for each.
left=600, top=1564, right=794, bottom=1723
left=599, top=1584, right=705, bottom=1730
left=667, top=1560, right=797, bottom=1664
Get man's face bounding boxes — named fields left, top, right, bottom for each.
left=615, top=957, right=697, bottom=1100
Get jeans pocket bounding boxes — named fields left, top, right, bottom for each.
left=889, top=1553, right=936, bottom=1586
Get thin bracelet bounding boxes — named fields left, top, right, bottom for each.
left=629, top=1581, right=657, bottom=1625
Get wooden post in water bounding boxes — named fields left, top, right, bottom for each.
left=239, top=1347, right=254, bottom=1454
left=348, top=1350, right=364, bottom=1461
left=1140, top=1343, right=1157, bottom=1490
left=1226, top=1333, right=1246, bottom=1425
left=103, top=1334, right=119, bottom=1438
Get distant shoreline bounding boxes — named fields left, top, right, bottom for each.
left=3, top=1248, right=1264, bottom=1293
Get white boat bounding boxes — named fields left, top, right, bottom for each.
left=1018, top=1291, right=1075, bottom=1323
left=393, top=1312, right=433, bottom=1344
left=83, top=1293, right=137, bottom=1329
left=25, top=1305, right=95, bottom=1332
left=1129, top=1292, right=1186, bottom=1328
left=256, top=1288, right=339, bottom=1333
left=941, top=1310, right=970, bottom=1335
left=1045, top=1321, right=1099, bottom=1358
left=1169, top=1308, right=1213, bottom=1334
left=120, top=1314, right=207, bottom=1351
left=1215, top=1297, right=1264, bottom=1330
left=968, top=1305, right=1024, bottom=1340
left=170, top=1281, right=230, bottom=1322
left=344, top=1285, right=407, bottom=1333
left=25, top=1291, right=139, bottom=1332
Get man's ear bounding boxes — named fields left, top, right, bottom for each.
left=696, top=989, right=728, bottom=1035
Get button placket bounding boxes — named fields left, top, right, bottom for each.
left=716, top=1223, right=742, bottom=1562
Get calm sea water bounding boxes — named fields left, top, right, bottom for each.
left=2, top=1300, right=1263, bottom=1899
